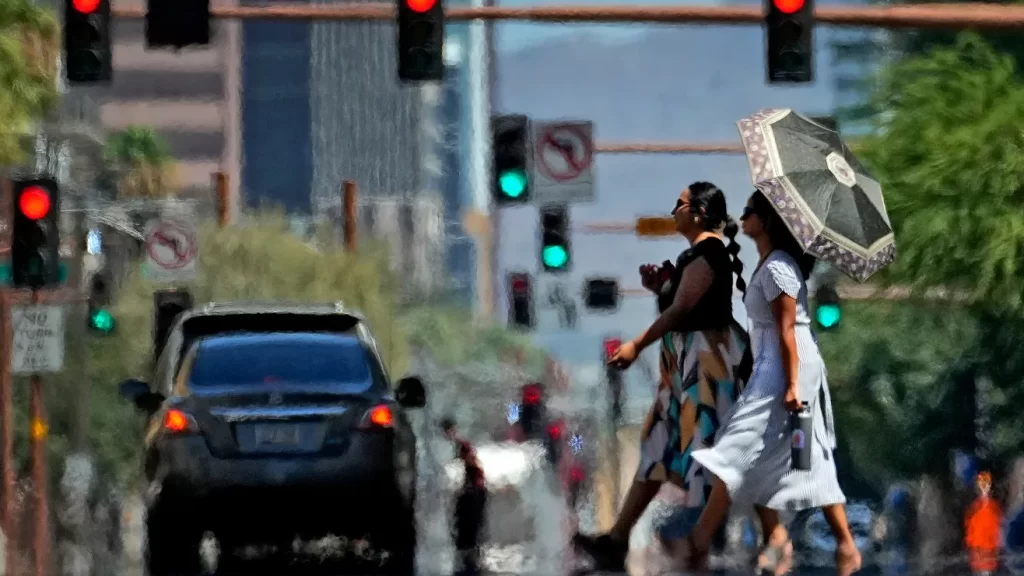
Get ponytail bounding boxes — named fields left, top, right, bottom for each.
left=723, top=216, right=746, bottom=294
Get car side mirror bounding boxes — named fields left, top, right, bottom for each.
left=395, top=376, right=426, bottom=409
left=118, top=378, right=165, bottom=414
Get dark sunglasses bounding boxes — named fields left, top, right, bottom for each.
left=740, top=206, right=756, bottom=221
left=672, top=198, right=688, bottom=215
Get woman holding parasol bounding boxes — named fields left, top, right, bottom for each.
left=667, top=110, right=897, bottom=576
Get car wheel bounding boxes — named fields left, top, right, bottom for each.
left=146, top=495, right=204, bottom=576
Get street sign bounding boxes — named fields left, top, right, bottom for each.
left=11, top=305, right=65, bottom=374
left=635, top=216, right=677, bottom=237
left=531, top=120, right=595, bottom=204
left=144, top=219, right=198, bottom=282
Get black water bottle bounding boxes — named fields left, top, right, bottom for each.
left=790, top=401, right=812, bottom=471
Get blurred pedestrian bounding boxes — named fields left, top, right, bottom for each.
left=965, top=471, right=1002, bottom=576
left=573, top=182, right=753, bottom=571
left=666, top=190, right=861, bottom=576
left=441, top=417, right=487, bottom=575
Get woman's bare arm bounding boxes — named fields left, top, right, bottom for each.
left=770, top=294, right=800, bottom=396
left=632, top=257, right=714, bottom=352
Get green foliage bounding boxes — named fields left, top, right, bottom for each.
left=0, top=0, right=59, bottom=166
left=859, top=33, right=1024, bottom=313
left=104, top=127, right=177, bottom=198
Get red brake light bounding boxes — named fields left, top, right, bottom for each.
left=366, top=405, right=394, bottom=428
left=19, top=187, right=51, bottom=221
left=163, top=409, right=192, bottom=433
left=772, top=0, right=805, bottom=14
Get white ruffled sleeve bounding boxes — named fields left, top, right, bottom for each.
left=760, top=254, right=803, bottom=302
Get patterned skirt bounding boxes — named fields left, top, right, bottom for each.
left=636, top=322, right=751, bottom=507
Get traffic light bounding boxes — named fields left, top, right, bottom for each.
left=765, top=0, right=814, bottom=84
left=584, top=277, right=619, bottom=311
left=87, top=275, right=115, bottom=335
left=544, top=419, right=564, bottom=466
left=507, top=272, right=534, bottom=330
left=814, top=283, right=842, bottom=331
left=64, top=0, right=112, bottom=84
left=153, top=289, right=193, bottom=360
left=12, top=178, right=60, bottom=289
left=519, top=382, right=545, bottom=439
left=396, top=0, right=444, bottom=82
left=146, top=0, right=211, bottom=48
left=540, top=204, right=570, bottom=273
left=492, top=114, right=530, bottom=205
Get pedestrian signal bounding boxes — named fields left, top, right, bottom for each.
left=634, top=217, right=677, bottom=237
left=146, top=0, right=210, bottom=48
left=766, top=0, right=814, bottom=84
left=584, top=278, right=619, bottom=311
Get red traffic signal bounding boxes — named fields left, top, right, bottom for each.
left=522, top=383, right=542, bottom=405
left=406, top=0, right=437, bottom=13
left=19, top=187, right=52, bottom=221
left=547, top=421, right=564, bottom=440
left=772, top=0, right=805, bottom=13
left=72, top=0, right=100, bottom=13
left=510, top=274, right=529, bottom=295
left=603, top=338, right=622, bottom=361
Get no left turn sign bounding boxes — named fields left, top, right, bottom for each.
left=144, top=219, right=198, bottom=282
left=530, top=120, right=595, bottom=204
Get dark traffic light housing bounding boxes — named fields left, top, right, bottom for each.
left=540, top=204, right=570, bottom=273
left=519, top=382, right=545, bottom=439
left=12, top=178, right=60, bottom=289
left=765, top=0, right=814, bottom=84
left=584, top=277, right=619, bottom=311
left=492, top=114, right=531, bottom=206
left=396, top=0, right=444, bottom=82
left=814, top=283, right=842, bottom=331
left=153, top=289, right=193, bottom=360
left=146, top=0, right=211, bottom=49
left=64, top=0, right=112, bottom=84
left=507, top=271, right=534, bottom=330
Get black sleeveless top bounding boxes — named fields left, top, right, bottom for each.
left=656, top=236, right=735, bottom=332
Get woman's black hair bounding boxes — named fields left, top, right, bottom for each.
left=750, top=190, right=816, bottom=280
left=687, top=181, right=746, bottom=294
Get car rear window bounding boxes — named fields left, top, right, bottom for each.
left=188, top=333, right=374, bottom=391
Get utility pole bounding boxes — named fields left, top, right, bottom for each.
left=214, top=172, right=230, bottom=228
left=343, top=180, right=357, bottom=253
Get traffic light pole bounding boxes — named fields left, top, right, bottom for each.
left=110, top=2, right=1024, bottom=28
left=29, top=289, right=50, bottom=576
left=1, top=292, right=14, bottom=576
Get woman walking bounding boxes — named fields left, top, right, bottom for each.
left=669, top=190, right=861, bottom=575
left=573, top=181, right=752, bottom=571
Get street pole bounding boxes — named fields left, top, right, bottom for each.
left=29, top=290, right=49, bottom=576
left=215, top=172, right=230, bottom=228
left=109, top=3, right=1024, bottom=28
left=1, top=291, right=14, bottom=576
left=343, top=180, right=357, bottom=253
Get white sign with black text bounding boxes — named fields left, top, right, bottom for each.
left=11, top=305, right=65, bottom=374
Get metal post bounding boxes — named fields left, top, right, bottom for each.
left=0, top=291, right=15, bottom=576
left=215, top=172, right=230, bottom=228
left=29, top=290, right=49, bottom=576
left=343, top=180, right=357, bottom=253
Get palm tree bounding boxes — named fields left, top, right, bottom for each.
left=103, top=126, right=178, bottom=198
left=0, top=0, right=59, bottom=167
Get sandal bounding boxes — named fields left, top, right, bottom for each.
left=571, top=533, right=627, bottom=572
left=755, top=540, right=794, bottom=576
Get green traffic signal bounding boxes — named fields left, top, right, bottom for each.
left=89, top=308, right=115, bottom=334
left=542, top=244, right=569, bottom=269
left=816, top=303, right=841, bottom=329
left=498, top=169, right=528, bottom=199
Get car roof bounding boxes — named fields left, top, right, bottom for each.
left=197, top=332, right=364, bottom=349
left=189, top=301, right=363, bottom=319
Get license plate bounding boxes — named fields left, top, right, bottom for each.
left=254, top=424, right=300, bottom=446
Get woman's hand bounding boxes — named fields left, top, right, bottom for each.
left=640, top=264, right=660, bottom=292
left=783, top=386, right=802, bottom=412
left=608, top=340, right=639, bottom=369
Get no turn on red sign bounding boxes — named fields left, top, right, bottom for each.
left=530, top=120, right=595, bottom=204
left=143, top=219, right=198, bottom=282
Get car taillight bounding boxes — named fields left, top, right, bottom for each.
left=163, top=409, right=196, bottom=434
left=361, top=405, right=394, bottom=429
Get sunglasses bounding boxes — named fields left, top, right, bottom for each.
left=740, top=206, right=756, bottom=221
left=671, top=198, right=689, bottom=215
